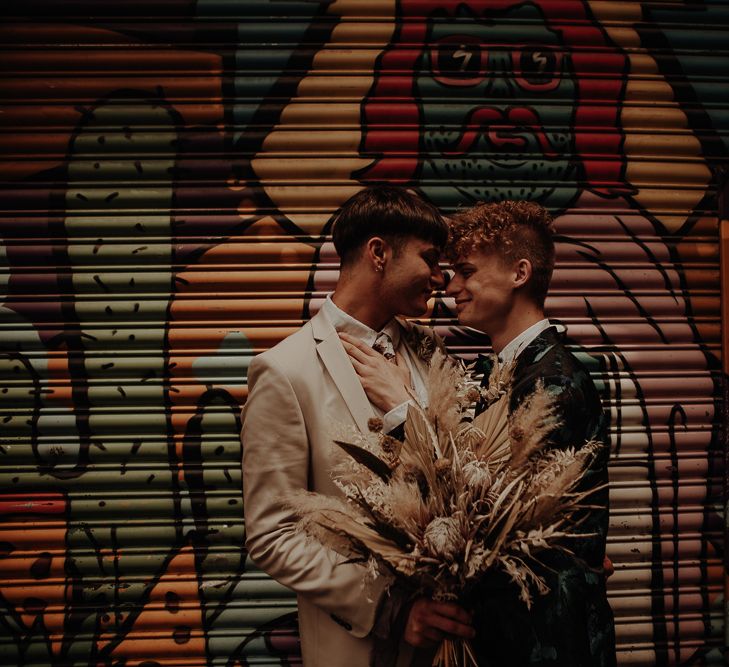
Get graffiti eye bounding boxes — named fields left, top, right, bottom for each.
left=440, top=43, right=481, bottom=77
left=516, top=47, right=562, bottom=91
left=431, top=37, right=484, bottom=86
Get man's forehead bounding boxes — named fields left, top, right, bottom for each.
left=405, top=237, right=441, bottom=253
left=453, top=246, right=498, bottom=267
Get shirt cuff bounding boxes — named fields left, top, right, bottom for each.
left=383, top=400, right=412, bottom=434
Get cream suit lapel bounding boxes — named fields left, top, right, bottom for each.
left=311, top=310, right=375, bottom=434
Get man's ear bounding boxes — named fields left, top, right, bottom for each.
left=365, top=236, right=388, bottom=271
left=512, top=258, right=533, bottom=289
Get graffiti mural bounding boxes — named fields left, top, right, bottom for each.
left=0, top=0, right=727, bottom=665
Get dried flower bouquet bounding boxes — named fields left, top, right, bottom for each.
left=290, top=350, right=603, bottom=666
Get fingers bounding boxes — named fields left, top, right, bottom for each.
left=338, top=331, right=412, bottom=410
left=339, top=332, right=377, bottom=358
left=392, top=357, right=413, bottom=386
left=433, top=601, right=473, bottom=627
left=339, top=334, right=388, bottom=372
left=426, top=601, right=474, bottom=638
left=339, top=339, right=372, bottom=366
left=404, top=598, right=475, bottom=648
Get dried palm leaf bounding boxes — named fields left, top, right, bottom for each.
left=467, top=393, right=511, bottom=462
left=334, top=439, right=393, bottom=482
left=294, top=497, right=417, bottom=576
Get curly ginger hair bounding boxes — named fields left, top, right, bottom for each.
left=447, top=201, right=556, bottom=308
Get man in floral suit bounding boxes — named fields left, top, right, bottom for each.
left=445, top=200, right=616, bottom=666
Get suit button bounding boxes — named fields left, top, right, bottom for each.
left=330, top=613, right=352, bottom=631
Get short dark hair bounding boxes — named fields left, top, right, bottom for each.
left=447, top=201, right=555, bottom=308
left=331, top=185, right=447, bottom=265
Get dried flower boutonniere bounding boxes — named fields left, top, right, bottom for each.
left=402, top=324, right=440, bottom=364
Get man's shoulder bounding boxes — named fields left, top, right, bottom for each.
left=547, top=339, right=596, bottom=385
left=526, top=329, right=591, bottom=376
left=516, top=331, right=598, bottom=397
left=514, top=331, right=607, bottom=445
left=248, top=319, right=318, bottom=377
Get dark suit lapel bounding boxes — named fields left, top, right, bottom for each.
left=512, top=325, right=562, bottom=381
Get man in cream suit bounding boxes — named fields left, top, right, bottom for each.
left=241, top=186, right=474, bottom=667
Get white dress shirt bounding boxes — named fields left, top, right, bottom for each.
left=497, top=318, right=553, bottom=365
left=321, top=295, right=427, bottom=432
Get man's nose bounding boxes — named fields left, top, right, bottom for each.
left=444, top=271, right=458, bottom=296
left=431, top=265, right=447, bottom=289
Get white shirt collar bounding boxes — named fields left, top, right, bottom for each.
left=497, top=319, right=551, bottom=365
left=321, top=294, right=401, bottom=349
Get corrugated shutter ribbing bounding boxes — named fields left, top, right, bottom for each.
left=0, top=1, right=727, bottom=665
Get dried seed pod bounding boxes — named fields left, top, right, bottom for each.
left=465, top=387, right=481, bottom=403
left=434, top=457, right=452, bottom=478
left=424, top=516, right=462, bottom=561
left=381, top=435, right=401, bottom=454
left=367, top=417, right=384, bottom=433
left=462, top=460, right=491, bottom=491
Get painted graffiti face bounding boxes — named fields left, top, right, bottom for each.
left=415, top=2, right=580, bottom=209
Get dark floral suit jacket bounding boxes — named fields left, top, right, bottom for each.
left=470, top=325, right=616, bottom=667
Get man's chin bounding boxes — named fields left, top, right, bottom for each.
left=456, top=311, right=480, bottom=330
left=401, top=302, right=429, bottom=319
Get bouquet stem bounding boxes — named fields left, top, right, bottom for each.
left=432, top=638, right=478, bottom=667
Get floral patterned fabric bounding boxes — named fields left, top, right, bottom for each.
left=470, top=326, right=616, bottom=667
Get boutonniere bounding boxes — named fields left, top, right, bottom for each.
left=402, top=325, right=438, bottom=364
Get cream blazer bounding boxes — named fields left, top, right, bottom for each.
left=242, top=308, right=435, bottom=666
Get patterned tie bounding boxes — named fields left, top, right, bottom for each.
left=372, top=332, right=396, bottom=360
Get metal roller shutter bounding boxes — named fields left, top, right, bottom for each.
left=0, top=1, right=727, bottom=665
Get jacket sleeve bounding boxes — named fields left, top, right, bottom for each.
left=528, top=371, right=610, bottom=569
left=241, top=352, right=389, bottom=637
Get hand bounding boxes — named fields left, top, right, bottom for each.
left=603, top=555, right=615, bottom=578
left=404, top=598, right=475, bottom=648
left=338, top=332, right=413, bottom=412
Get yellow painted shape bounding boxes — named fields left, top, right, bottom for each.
left=253, top=0, right=396, bottom=232
left=584, top=5, right=711, bottom=232
left=253, top=157, right=375, bottom=181
left=588, top=1, right=642, bottom=22
left=620, top=106, right=691, bottom=130
left=623, top=133, right=707, bottom=157
left=107, top=546, right=206, bottom=663
left=626, top=161, right=713, bottom=186
left=279, top=101, right=365, bottom=126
